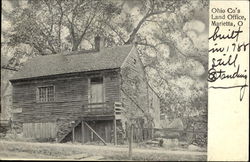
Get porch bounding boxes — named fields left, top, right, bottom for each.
left=81, top=102, right=123, bottom=119
left=59, top=102, right=123, bottom=144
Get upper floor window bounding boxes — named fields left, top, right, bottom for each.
left=37, top=86, right=55, bottom=102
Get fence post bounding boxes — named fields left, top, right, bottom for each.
left=128, top=124, right=133, bottom=160
left=72, top=126, right=75, bottom=143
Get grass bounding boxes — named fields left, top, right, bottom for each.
left=0, top=140, right=207, bottom=161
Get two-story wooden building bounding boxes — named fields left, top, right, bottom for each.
left=9, top=37, right=160, bottom=144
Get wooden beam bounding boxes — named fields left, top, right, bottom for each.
left=82, top=115, right=114, bottom=121
left=81, top=121, right=84, bottom=144
left=105, top=126, right=108, bottom=142
left=84, top=122, right=107, bottom=145
left=72, top=126, right=75, bottom=143
left=114, top=118, right=117, bottom=145
left=91, top=132, right=94, bottom=141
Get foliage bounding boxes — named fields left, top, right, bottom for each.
left=6, top=0, right=122, bottom=54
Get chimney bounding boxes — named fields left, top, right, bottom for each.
left=94, top=35, right=104, bottom=51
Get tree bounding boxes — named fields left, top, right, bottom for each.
left=2, top=0, right=122, bottom=71
left=2, top=0, right=208, bottom=139
left=99, top=0, right=208, bottom=121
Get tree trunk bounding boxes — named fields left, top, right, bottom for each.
left=72, top=42, right=79, bottom=51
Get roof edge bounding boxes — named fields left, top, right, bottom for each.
left=120, top=44, right=135, bottom=68
left=10, top=68, right=121, bottom=83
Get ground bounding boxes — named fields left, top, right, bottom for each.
left=0, top=140, right=206, bottom=161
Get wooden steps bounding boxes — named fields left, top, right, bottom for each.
left=57, top=119, right=107, bottom=145
left=57, top=119, right=82, bottom=143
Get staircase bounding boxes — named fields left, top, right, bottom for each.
left=57, top=118, right=107, bottom=145
left=57, top=118, right=82, bottom=143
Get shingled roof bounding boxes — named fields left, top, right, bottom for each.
left=11, top=45, right=134, bottom=81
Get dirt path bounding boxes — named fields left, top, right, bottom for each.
left=0, top=140, right=206, bottom=161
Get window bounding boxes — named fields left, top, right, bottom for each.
left=91, top=77, right=103, bottom=84
left=37, top=86, right=55, bottom=102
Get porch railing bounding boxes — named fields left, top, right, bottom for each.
left=82, top=101, right=124, bottom=116
left=82, top=102, right=114, bottom=115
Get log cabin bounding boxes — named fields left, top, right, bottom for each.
left=9, top=36, right=160, bottom=144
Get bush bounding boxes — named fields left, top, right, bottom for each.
left=3, top=132, right=23, bottom=141
left=159, top=139, right=163, bottom=147
left=154, top=130, right=164, bottom=138
left=2, top=130, right=35, bottom=142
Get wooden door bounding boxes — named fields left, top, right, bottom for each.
left=89, top=77, right=104, bottom=108
left=90, top=83, right=103, bottom=104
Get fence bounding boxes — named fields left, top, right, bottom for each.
left=127, top=127, right=153, bottom=142
left=154, top=119, right=207, bottom=147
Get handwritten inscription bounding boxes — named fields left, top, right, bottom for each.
left=209, top=7, right=249, bottom=101
left=209, top=26, right=243, bottom=41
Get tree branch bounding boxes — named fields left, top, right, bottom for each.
left=125, top=1, right=182, bottom=44
left=1, top=65, right=18, bottom=71
left=104, top=22, right=126, bottom=44
left=125, top=10, right=151, bottom=44
left=136, top=42, right=158, bottom=52
left=72, top=13, right=96, bottom=51
left=43, top=0, right=54, bottom=34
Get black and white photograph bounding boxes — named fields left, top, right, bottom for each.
left=3, top=0, right=245, bottom=161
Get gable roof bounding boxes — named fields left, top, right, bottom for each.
left=10, top=45, right=134, bottom=81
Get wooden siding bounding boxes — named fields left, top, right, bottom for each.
left=12, top=71, right=120, bottom=124
left=63, top=120, right=114, bottom=143
left=80, top=120, right=113, bottom=143
left=120, top=47, right=149, bottom=119
left=148, top=86, right=161, bottom=128
left=119, top=47, right=160, bottom=142
left=10, top=47, right=160, bottom=143
left=104, top=71, right=121, bottom=103
left=23, top=122, right=57, bottom=138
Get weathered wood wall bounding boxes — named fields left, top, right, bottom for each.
left=11, top=70, right=120, bottom=139
left=120, top=47, right=160, bottom=141
left=12, top=70, right=120, bottom=123
left=62, top=120, right=114, bottom=144
left=120, top=47, right=149, bottom=119
left=10, top=48, right=160, bottom=143
left=23, top=122, right=57, bottom=139
left=148, top=86, right=161, bottom=128
left=75, top=120, right=113, bottom=143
